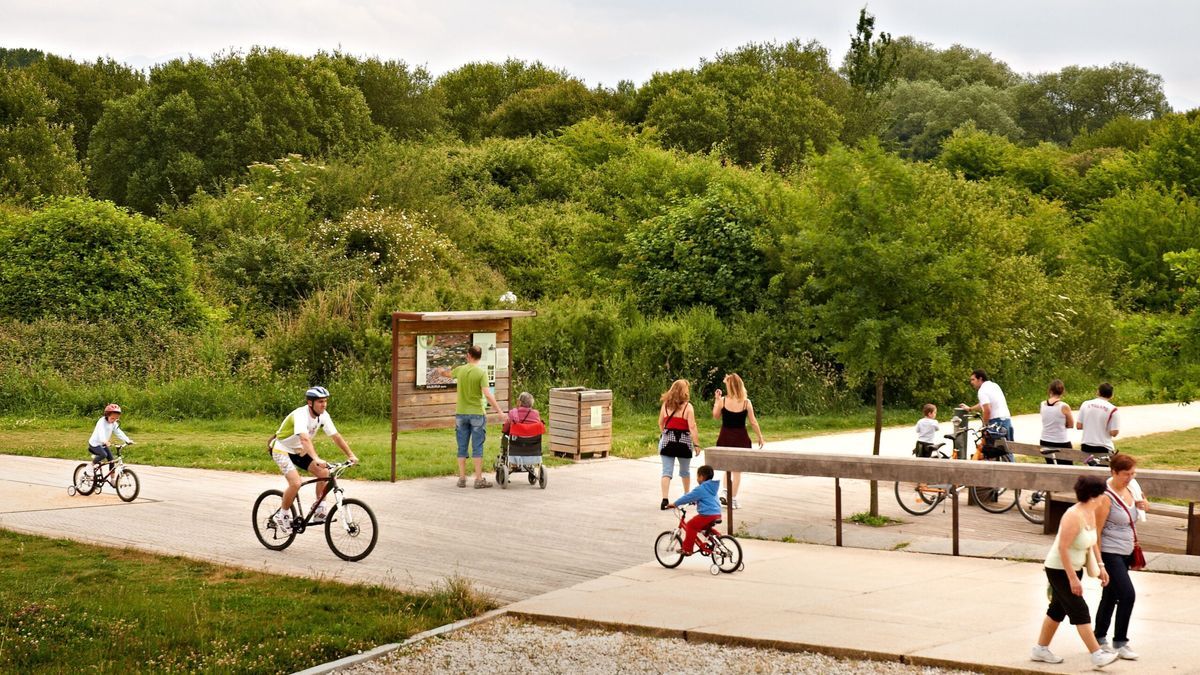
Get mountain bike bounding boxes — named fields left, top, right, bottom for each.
left=68, top=444, right=140, bottom=502
left=654, top=506, right=744, bottom=575
left=252, top=461, right=378, bottom=562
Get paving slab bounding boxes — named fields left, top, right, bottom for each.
left=508, top=539, right=1200, bottom=675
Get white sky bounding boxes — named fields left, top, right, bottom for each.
left=3, top=0, right=1198, bottom=110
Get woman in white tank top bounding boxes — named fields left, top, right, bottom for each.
left=1040, top=379, right=1075, bottom=465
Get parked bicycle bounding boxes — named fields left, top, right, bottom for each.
left=654, top=506, right=744, bottom=575
left=68, top=444, right=140, bottom=502
left=894, top=412, right=1019, bottom=516
left=252, top=460, right=378, bottom=562
left=1014, top=448, right=1116, bottom=525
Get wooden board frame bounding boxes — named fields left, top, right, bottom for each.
left=390, top=310, right=536, bottom=481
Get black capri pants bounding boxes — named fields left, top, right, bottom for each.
left=1044, top=567, right=1092, bottom=625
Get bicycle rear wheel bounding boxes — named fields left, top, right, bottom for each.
left=73, top=463, right=96, bottom=496
left=894, top=481, right=945, bottom=516
left=714, top=535, right=743, bottom=573
left=116, top=469, right=140, bottom=502
left=1017, top=489, right=1047, bottom=524
left=654, top=531, right=684, bottom=568
left=325, top=498, right=378, bottom=562
left=253, top=489, right=298, bottom=551
left=970, top=485, right=1018, bottom=513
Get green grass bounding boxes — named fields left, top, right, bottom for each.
left=0, top=406, right=917, bottom=480
left=847, top=511, right=904, bottom=527
left=0, top=529, right=496, bottom=674
left=1119, top=427, right=1200, bottom=471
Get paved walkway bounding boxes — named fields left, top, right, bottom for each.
left=508, top=540, right=1200, bottom=675
left=1, top=402, right=1198, bottom=671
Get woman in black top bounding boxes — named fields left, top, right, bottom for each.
left=711, top=373, right=764, bottom=509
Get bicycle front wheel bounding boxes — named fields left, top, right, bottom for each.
left=325, top=498, right=378, bottom=562
left=894, top=481, right=945, bottom=516
left=116, top=469, right=140, bottom=502
left=714, top=535, right=743, bottom=573
left=73, top=463, right=96, bottom=496
left=654, top=531, right=684, bottom=568
left=1017, top=489, right=1047, bottom=524
left=253, top=489, right=298, bottom=551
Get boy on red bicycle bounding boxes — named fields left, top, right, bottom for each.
left=667, top=464, right=722, bottom=555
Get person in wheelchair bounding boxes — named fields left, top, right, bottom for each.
left=503, top=391, right=544, bottom=436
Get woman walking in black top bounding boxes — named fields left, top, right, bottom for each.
left=712, top=373, right=764, bottom=509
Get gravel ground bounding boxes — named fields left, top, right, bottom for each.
left=340, top=617, right=971, bottom=675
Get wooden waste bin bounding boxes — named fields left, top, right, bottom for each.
left=548, top=387, right=612, bottom=460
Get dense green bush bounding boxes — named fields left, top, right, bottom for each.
left=0, top=198, right=207, bottom=326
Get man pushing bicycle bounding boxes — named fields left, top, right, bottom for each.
left=268, top=387, right=358, bottom=534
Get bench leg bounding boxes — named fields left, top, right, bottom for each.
left=835, top=477, right=843, bottom=547
left=1189, top=503, right=1200, bottom=557
left=1045, top=494, right=1070, bottom=535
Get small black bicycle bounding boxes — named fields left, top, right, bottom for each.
left=69, top=444, right=140, bottom=502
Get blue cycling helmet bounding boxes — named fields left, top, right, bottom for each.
left=305, top=386, right=330, bottom=401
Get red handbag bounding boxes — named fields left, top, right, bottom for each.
left=1108, top=488, right=1147, bottom=571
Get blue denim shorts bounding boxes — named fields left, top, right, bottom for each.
left=661, top=454, right=691, bottom=478
left=455, top=414, right=487, bottom=458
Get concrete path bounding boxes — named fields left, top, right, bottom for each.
left=508, top=540, right=1200, bottom=675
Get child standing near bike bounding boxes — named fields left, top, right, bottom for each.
left=667, top=465, right=722, bottom=555
left=914, top=404, right=940, bottom=457
left=88, top=403, right=134, bottom=465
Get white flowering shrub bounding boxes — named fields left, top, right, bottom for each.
left=318, top=208, right=449, bottom=281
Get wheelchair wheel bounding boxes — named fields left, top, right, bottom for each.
left=528, top=469, right=537, bottom=485
left=497, top=464, right=509, bottom=489
left=537, top=465, right=547, bottom=489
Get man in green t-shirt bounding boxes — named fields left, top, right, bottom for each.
left=452, top=344, right=505, bottom=488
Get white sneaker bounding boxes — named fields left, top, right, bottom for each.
left=732, top=498, right=741, bottom=510
left=1115, top=645, right=1139, bottom=660
left=272, top=511, right=292, bottom=534
left=719, top=489, right=728, bottom=506
left=1091, top=649, right=1118, bottom=668
left=1030, top=645, right=1063, bottom=664
left=312, top=503, right=327, bottom=524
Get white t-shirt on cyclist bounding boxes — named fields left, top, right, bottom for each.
left=915, top=418, right=940, bottom=444
left=89, top=417, right=131, bottom=447
left=1078, top=397, right=1119, bottom=450
left=272, top=405, right=338, bottom=454
left=977, top=380, right=1011, bottom=419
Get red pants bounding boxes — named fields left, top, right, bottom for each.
left=682, top=514, right=721, bottom=554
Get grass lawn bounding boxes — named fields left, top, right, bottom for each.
left=0, top=407, right=915, bottom=481
left=0, top=530, right=495, bottom=674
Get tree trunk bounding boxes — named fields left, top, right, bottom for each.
left=869, top=375, right=884, bottom=517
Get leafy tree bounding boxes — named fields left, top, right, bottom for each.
left=936, top=123, right=1015, bottom=180
left=488, top=80, right=603, bottom=137
left=884, top=80, right=1021, bottom=159
left=24, top=54, right=145, bottom=158
left=0, top=197, right=206, bottom=326
left=0, top=68, right=86, bottom=202
left=779, top=142, right=1043, bottom=515
left=1014, top=63, right=1169, bottom=145
left=324, top=53, right=443, bottom=139
left=840, top=7, right=898, bottom=142
left=890, top=37, right=1018, bottom=89
left=1084, top=186, right=1200, bottom=310
left=622, top=185, right=772, bottom=315
left=88, top=49, right=379, bottom=213
left=434, top=59, right=567, bottom=141
left=1070, top=115, right=1158, bottom=152
left=0, top=48, right=44, bottom=69
left=1138, top=113, right=1200, bottom=197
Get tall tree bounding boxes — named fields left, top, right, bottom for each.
left=841, top=7, right=899, bottom=142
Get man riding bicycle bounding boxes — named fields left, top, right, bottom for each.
left=269, top=387, right=358, bottom=533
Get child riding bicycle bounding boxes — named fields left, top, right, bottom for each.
left=88, top=403, right=134, bottom=464
left=667, top=465, right=722, bottom=555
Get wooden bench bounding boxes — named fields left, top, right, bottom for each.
left=705, top=447, right=1200, bottom=556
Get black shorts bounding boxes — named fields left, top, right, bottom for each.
left=289, top=452, right=314, bottom=471
left=1081, top=444, right=1111, bottom=455
left=1039, top=440, right=1074, bottom=465
left=1045, top=567, right=1092, bottom=625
